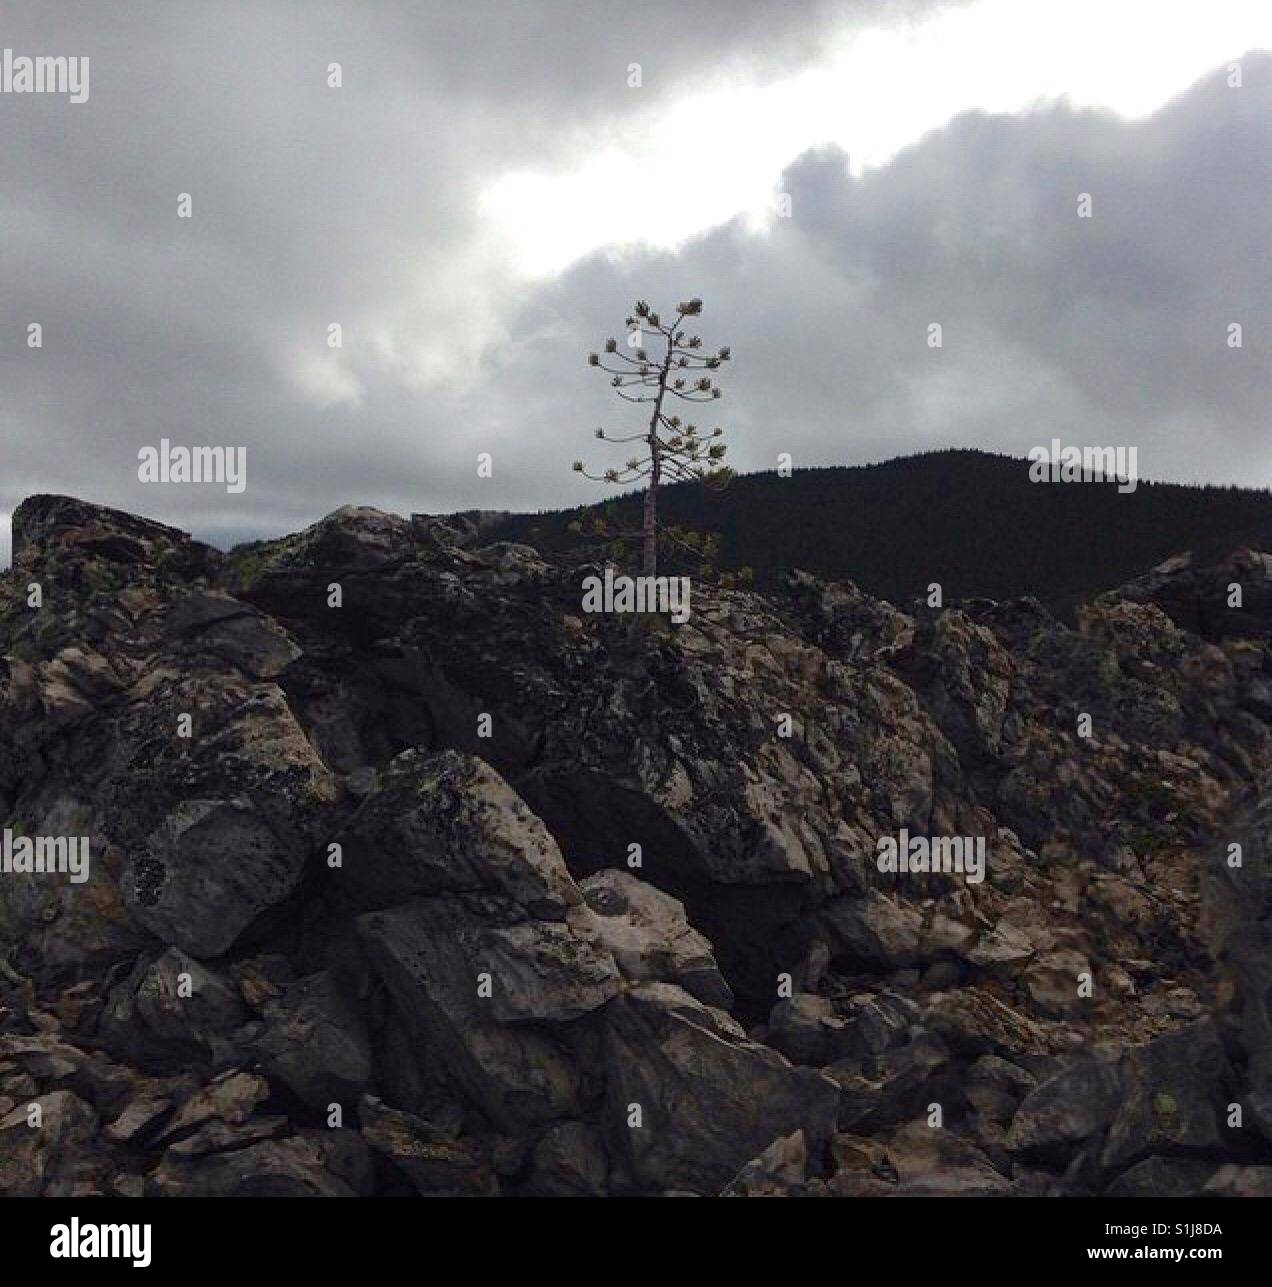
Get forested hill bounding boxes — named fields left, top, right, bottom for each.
left=480, top=449, right=1272, bottom=615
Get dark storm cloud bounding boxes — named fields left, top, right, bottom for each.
left=0, top=1, right=1265, bottom=567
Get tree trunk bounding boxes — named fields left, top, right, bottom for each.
left=641, top=464, right=658, bottom=576
left=642, top=334, right=674, bottom=577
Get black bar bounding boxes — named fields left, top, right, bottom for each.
left=6, top=1196, right=1259, bottom=1275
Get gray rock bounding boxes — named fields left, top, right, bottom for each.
left=602, top=982, right=839, bottom=1194
left=335, top=750, right=583, bottom=917
left=155, top=1071, right=270, bottom=1145
left=723, top=1129, right=809, bottom=1196
left=1007, top=1049, right=1125, bottom=1163
left=252, top=971, right=372, bottom=1111
left=359, top=1095, right=497, bottom=1195
left=104, top=1095, right=173, bottom=1145
left=581, top=868, right=732, bottom=1008
left=0, top=1090, right=101, bottom=1196
left=1100, top=1022, right=1234, bottom=1173
left=97, top=947, right=247, bottom=1069
left=165, top=1114, right=287, bottom=1158
left=823, top=891, right=922, bottom=969
left=358, top=894, right=616, bottom=1131
left=766, top=989, right=917, bottom=1068
left=149, top=1129, right=372, bottom=1197
left=1105, top=1156, right=1219, bottom=1196
left=526, top=1120, right=609, bottom=1196
left=123, top=797, right=307, bottom=958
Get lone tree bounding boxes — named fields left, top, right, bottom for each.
left=574, top=298, right=732, bottom=577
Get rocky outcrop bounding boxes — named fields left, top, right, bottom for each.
left=2, top=492, right=1271, bottom=1196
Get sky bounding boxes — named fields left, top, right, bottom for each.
left=2, top=0, right=1271, bottom=564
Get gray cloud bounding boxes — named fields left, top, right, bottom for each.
left=0, top=1, right=1266, bottom=567
left=508, top=55, right=1272, bottom=494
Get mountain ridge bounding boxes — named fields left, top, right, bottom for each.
left=481, top=448, right=1272, bottom=617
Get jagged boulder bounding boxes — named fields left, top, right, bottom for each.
left=122, top=796, right=310, bottom=959
left=251, top=971, right=372, bottom=1111
left=1108, top=548, right=1272, bottom=641
left=823, top=890, right=923, bottom=970
left=358, top=894, right=618, bottom=1132
left=723, top=1129, right=810, bottom=1196
left=97, top=947, right=247, bottom=1069
left=334, top=749, right=582, bottom=917
left=766, top=989, right=916, bottom=1069
left=602, top=982, right=839, bottom=1194
left=1100, top=1022, right=1235, bottom=1173
left=166, top=590, right=301, bottom=680
left=1007, top=1049, right=1125, bottom=1163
